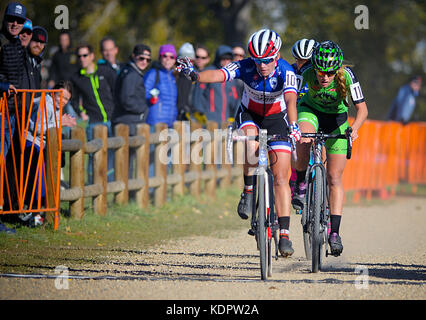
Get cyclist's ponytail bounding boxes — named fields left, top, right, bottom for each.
left=336, top=65, right=352, bottom=108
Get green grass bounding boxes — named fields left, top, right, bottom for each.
left=0, top=186, right=244, bottom=274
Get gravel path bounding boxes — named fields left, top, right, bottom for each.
left=0, top=195, right=425, bottom=300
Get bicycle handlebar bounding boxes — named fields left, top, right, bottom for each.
left=226, top=126, right=353, bottom=163
left=226, top=127, right=295, bottom=164
left=300, top=127, right=353, bottom=160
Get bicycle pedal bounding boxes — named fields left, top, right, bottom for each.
left=248, top=229, right=255, bottom=236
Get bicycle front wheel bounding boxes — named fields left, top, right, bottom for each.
left=257, top=172, right=268, bottom=280
left=312, top=168, right=323, bottom=273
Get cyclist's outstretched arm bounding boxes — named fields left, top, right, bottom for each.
left=198, top=69, right=226, bottom=83
left=177, top=57, right=225, bottom=83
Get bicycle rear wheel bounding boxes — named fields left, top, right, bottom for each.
left=311, top=168, right=323, bottom=273
left=257, top=172, right=268, bottom=280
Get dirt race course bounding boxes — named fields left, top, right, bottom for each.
left=0, top=195, right=425, bottom=300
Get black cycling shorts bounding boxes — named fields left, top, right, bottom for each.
left=235, top=105, right=291, bottom=154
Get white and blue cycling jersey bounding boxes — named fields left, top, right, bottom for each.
left=220, top=58, right=298, bottom=117
left=292, top=61, right=312, bottom=103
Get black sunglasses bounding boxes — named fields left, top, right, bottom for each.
left=78, top=53, right=90, bottom=58
left=136, top=56, right=151, bottom=63
left=6, top=16, right=26, bottom=24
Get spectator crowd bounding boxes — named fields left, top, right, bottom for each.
left=0, top=2, right=245, bottom=232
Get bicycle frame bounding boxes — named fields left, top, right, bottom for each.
left=300, top=130, right=352, bottom=272
left=227, top=127, right=281, bottom=279
left=305, top=138, right=328, bottom=226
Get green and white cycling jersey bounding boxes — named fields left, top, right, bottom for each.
left=297, top=66, right=365, bottom=154
left=299, top=66, right=365, bottom=114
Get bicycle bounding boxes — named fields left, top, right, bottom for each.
left=296, top=128, right=352, bottom=273
left=226, top=126, right=294, bottom=280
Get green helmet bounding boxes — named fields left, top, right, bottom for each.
left=311, top=41, right=343, bottom=72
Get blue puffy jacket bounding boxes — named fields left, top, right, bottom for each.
left=144, top=62, right=178, bottom=127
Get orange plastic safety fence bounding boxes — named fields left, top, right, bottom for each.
left=0, top=90, right=63, bottom=230
left=342, top=118, right=426, bottom=201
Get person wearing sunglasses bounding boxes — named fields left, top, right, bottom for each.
left=292, top=40, right=369, bottom=257
left=191, top=44, right=240, bottom=126
left=70, top=43, right=117, bottom=183
left=112, top=44, right=152, bottom=180
left=144, top=44, right=178, bottom=128
left=0, top=2, right=28, bottom=158
left=18, top=19, right=32, bottom=47
left=177, top=28, right=300, bottom=257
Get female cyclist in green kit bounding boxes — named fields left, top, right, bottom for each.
left=292, top=41, right=368, bottom=256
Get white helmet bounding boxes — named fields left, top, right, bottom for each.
left=247, top=28, right=282, bottom=59
left=292, top=38, right=317, bottom=60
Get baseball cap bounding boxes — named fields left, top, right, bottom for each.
left=22, top=19, right=32, bottom=32
left=5, top=2, right=26, bottom=20
left=178, top=42, right=195, bottom=59
left=32, top=26, right=48, bottom=43
left=159, top=44, right=176, bottom=58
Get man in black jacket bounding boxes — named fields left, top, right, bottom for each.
left=0, top=2, right=29, bottom=229
left=48, top=31, right=78, bottom=88
left=70, top=43, right=117, bottom=183
left=26, top=26, right=48, bottom=90
left=112, top=44, right=151, bottom=178
left=0, top=3, right=25, bottom=233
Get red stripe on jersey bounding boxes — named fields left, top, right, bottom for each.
left=247, top=100, right=282, bottom=116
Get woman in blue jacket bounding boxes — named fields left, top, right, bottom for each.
left=145, top=44, right=178, bottom=128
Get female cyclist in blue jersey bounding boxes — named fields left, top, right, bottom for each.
left=177, top=29, right=301, bottom=257
left=292, top=41, right=369, bottom=256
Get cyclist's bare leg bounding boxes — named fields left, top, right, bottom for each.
left=294, top=121, right=315, bottom=171
left=326, top=152, right=346, bottom=255
left=269, top=151, right=292, bottom=218
left=270, top=151, right=294, bottom=256
left=326, top=153, right=347, bottom=217
left=237, top=125, right=258, bottom=220
left=292, top=121, right=315, bottom=210
left=242, top=125, right=259, bottom=175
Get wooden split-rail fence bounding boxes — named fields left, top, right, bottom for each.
left=59, top=121, right=244, bottom=219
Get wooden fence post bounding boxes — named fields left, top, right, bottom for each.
left=70, top=126, right=85, bottom=219
left=190, top=122, right=202, bottom=198
left=45, top=127, right=59, bottom=225
left=173, top=121, right=185, bottom=196
left=155, top=123, right=168, bottom=206
left=205, top=121, right=217, bottom=198
left=114, top=124, right=129, bottom=205
left=220, top=122, right=231, bottom=188
left=93, top=124, right=108, bottom=216
left=136, top=123, right=150, bottom=208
